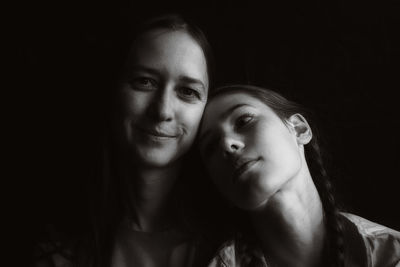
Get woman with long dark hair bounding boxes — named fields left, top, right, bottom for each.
left=199, top=85, right=400, bottom=267
left=34, top=13, right=218, bottom=267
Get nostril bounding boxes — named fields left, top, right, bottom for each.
left=223, top=138, right=242, bottom=154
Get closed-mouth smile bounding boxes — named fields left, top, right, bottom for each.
left=138, top=127, right=178, bottom=139
left=232, top=157, right=260, bottom=183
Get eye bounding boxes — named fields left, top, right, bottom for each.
left=235, top=113, right=254, bottom=130
left=129, top=77, right=157, bottom=90
left=177, top=87, right=201, bottom=101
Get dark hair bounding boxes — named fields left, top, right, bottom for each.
left=209, top=85, right=345, bottom=267
left=85, top=14, right=216, bottom=267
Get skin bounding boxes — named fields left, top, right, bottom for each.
left=199, top=92, right=303, bottom=210
left=117, top=29, right=209, bottom=169
left=111, top=29, right=209, bottom=267
left=117, top=29, right=208, bottom=231
left=114, top=28, right=209, bottom=230
left=199, top=92, right=327, bottom=267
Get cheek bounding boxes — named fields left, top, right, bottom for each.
left=252, top=127, right=301, bottom=190
left=176, top=103, right=206, bottom=133
left=264, top=132, right=302, bottom=175
left=120, top=88, right=150, bottom=120
left=279, top=133, right=301, bottom=165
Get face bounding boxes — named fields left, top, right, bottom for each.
left=116, top=29, right=209, bottom=168
left=199, top=92, right=303, bottom=210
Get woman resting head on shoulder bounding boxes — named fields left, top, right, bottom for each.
left=199, top=85, right=400, bottom=267
left=34, top=13, right=217, bottom=267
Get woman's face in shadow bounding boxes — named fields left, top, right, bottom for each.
left=117, top=29, right=209, bottom=168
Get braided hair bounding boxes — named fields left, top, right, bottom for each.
left=307, top=138, right=345, bottom=267
left=209, top=85, right=345, bottom=267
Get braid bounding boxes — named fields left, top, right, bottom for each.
left=209, top=85, right=347, bottom=266
left=306, top=138, right=345, bottom=267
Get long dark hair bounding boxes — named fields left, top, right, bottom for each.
left=84, top=13, right=216, bottom=267
left=209, top=85, right=345, bottom=267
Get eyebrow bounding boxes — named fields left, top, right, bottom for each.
left=199, top=103, right=250, bottom=141
left=128, top=65, right=161, bottom=76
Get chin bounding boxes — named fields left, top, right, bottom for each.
left=138, top=155, right=177, bottom=168
left=135, top=148, right=183, bottom=168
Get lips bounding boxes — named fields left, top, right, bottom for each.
left=232, top=157, right=260, bottom=183
left=137, top=126, right=178, bottom=139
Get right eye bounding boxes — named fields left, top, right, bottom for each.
left=129, top=77, right=157, bottom=90
left=235, top=113, right=254, bottom=130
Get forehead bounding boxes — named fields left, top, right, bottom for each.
left=134, top=29, right=200, bottom=56
left=206, top=92, right=268, bottom=115
left=129, top=29, right=208, bottom=85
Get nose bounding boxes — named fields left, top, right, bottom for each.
left=150, top=86, right=174, bottom=122
left=222, top=136, right=244, bottom=156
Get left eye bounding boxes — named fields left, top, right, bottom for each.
left=178, top=87, right=201, bottom=100
left=128, top=77, right=157, bottom=91
left=235, top=114, right=254, bottom=129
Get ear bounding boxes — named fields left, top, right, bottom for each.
left=286, top=114, right=312, bottom=145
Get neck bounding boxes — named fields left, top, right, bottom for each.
left=121, top=159, right=182, bottom=232
left=250, top=165, right=326, bottom=267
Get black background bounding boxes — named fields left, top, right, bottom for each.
left=11, top=0, right=400, bottom=260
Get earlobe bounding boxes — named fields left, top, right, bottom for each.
left=287, top=114, right=312, bottom=145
